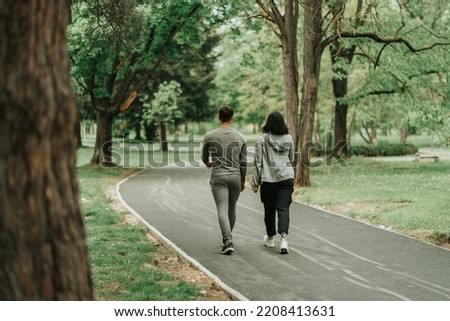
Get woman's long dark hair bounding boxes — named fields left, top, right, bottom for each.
left=262, top=111, right=289, bottom=135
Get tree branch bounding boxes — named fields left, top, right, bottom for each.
left=339, top=32, right=450, bottom=52
left=134, top=4, right=202, bottom=96
left=255, top=0, right=277, bottom=25
left=255, top=0, right=286, bottom=37
left=87, top=75, right=105, bottom=113
left=359, top=127, right=372, bottom=144
left=111, top=26, right=156, bottom=110
left=268, top=0, right=284, bottom=28
left=334, top=31, right=450, bottom=68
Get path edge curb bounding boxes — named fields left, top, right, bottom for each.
left=295, top=201, right=450, bottom=253
left=116, top=169, right=249, bottom=302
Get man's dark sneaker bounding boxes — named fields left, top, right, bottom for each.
left=221, top=242, right=234, bottom=255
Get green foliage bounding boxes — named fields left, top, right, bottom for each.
left=307, top=0, right=449, bottom=149
left=68, top=1, right=207, bottom=107
left=69, top=0, right=234, bottom=141
left=338, top=0, right=450, bottom=139
left=141, top=81, right=183, bottom=127
left=407, top=93, right=450, bottom=144
left=69, top=1, right=143, bottom=89
left=211, top=23, right=285, bottom=123
left=349, top=142, right=418, bottom=157
left=149, top=31, right=221, bottom=124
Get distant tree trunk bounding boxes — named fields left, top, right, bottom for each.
left=144, top=122, right=157, bottom=141
left=134, top=123, right=142, bottom=140
left=297, top=0, right=324, bottom=187
left=76, top=110, right=83, bottom=148
left=314, top=112, right=322, bottom=143
left=331, top=75, right=349, bottom=156
left=0, top=0, right=93, bottom=300
left=328, top=0, right=364, bottom=158
left=371, top=127, right=377, bottom=143
left=399, top=127, right=408, bottom=144
left=359, top=123, right=377, bottom=144
left=159, top=122, right=168, bottom=152
left=90, top=110, right=116, bottom=166
left=347, top=108, right=357, bottom=144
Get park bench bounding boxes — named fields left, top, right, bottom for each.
left=416, top=151, right=439, bottom=162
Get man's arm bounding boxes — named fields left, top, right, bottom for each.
left=201, top=137, right=211, bottom=167
left=239, top=142, right=247, bottom=191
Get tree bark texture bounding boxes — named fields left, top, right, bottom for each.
left=0, top=1, right=93, bottom=300
left=296, top=0, right=324, bottom=187
left=90, top=110, right=115, bottom=166
left=330, top=67, right=349, bottom=157
left=280, top=0, right=300, bottom=147
left=400, top=127, right=408, bottom=144
left=75, top=110, right=83, bottom=149
left=328, top=0, right=364, bottom=158
left=347, top=108, right=357, bottom=144
left=255, top=0, right=300, bottom=153
left=159, top=122, right=168, bottom=152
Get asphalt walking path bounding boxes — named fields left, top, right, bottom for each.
left=118, top=165, right=450, bottom=301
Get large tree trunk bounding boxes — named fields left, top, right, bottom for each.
left=0, top=0, right=93, bottom=300
left=90, top=111, right=115, bottom=166
left=296, top=0, right=324, bottom=187
left=280, top=0, right=299, bottom=146
left=255, top=0, right=299, bottom=156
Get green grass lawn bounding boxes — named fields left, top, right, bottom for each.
left=77, top=165, right=201, bottom=300
left=295, top=157, right=450, bottom=245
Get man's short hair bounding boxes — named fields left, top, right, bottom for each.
left=218, top=106, right=234, bottom=122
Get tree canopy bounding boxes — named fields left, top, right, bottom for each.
left=68, top=0, right=215, bottom=164
left=69, top=0, right=449, bottom=182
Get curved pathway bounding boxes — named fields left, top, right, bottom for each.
left=118, top=165, right=450, bottom=301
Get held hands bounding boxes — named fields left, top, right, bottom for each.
left=252, top=186, right=259, bottom=193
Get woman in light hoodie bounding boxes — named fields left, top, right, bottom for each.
left=252, top=111, right=295, bottom=254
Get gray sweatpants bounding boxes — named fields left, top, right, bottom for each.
left=210, top=174, right=241, bottom=245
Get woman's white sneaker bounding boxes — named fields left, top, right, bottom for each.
left=280, top=236, right=289, bottom=254
left=263, top=235, right=275, bottom=248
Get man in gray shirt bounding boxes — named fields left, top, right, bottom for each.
left=202, top=106, right=247, bottom=255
